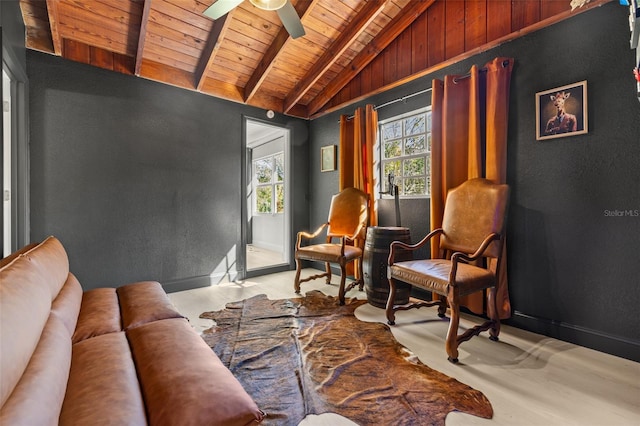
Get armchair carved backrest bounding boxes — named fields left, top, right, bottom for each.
left=439, top=177, right=510, bottom=260
left=326, top=187, right=369, bottom=243
left=294, top=187, right=369, bottom=305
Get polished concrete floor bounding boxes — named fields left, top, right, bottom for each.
left=169, top=269, right=640, bottom=426
left=246, top=244, right=284, bottom=270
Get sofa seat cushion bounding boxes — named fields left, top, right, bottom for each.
left=60, top=332, right=147, bottom=426
left=72, top=281, right=185, bottom=344
left=127, top=318, right=264, bottom=426
left=117, top=281, right=184, bottom=330
left=72, top=288, right=121, bottom=344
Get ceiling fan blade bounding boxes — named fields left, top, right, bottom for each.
left=203, top=0, right=245, bottom=20
left=277, top=1, right=305, bottom=39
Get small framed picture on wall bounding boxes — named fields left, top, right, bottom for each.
left=535, top=80, right=588, bottom=141
left=321, top=145, right=337, bottom=172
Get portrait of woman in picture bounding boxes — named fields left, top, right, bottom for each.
left=536, top=81, right=588, bottom=141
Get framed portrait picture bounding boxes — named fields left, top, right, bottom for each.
left=320, top=145, right=337, bottom=172
left=536, top=80, right=588, bottom=141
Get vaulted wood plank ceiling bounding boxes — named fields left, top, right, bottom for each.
left=19, top=0, right=613, bottom=119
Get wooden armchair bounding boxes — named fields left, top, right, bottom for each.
left=386, top=178, right=510, bottom=363
left=294, top=187, right=369, bottom=305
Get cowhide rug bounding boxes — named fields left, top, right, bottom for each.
left=200, top=290, right=492, bottom=426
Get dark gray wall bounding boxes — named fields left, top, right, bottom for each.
left=309, top=2, right=640, bottom=361
left=28, top=50, right=308, bottom=291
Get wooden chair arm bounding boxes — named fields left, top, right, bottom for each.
left=388, top=228, right=444, bottom=266
left=324, top=223, right=366, bottom=256
left=337, top=234, right=360, bottom=256
left=449, top=233, right=501, bottom=283
left=344, top=222, right=366, bottom=243
left=296, top=223, right=329, bottom=249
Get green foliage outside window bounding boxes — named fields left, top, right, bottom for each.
left=384, top=160, right=401, bottom=178
left=384, top=140, right=402, bottom=158
left=255, top=158, right=272, bottom=184
left=405, top=136, right=425, bottom=155
left=274, top=153, right=284, bottom=182
left=275, top=184, right=284, bottom=213
left=404, top=178, right=426, bottom=195
left=254, top=152, right=285, bottom=214
left=256, top=186, right=272, bottom=213
left=403, top=157, right=424, bottom=176
left=380, top=109, right=431, bottom=197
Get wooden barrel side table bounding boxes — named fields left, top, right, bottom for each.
left=362, top=226, right=412, bottom=308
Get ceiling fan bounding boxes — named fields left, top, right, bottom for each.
left=203, top=0, right=306, bottom=39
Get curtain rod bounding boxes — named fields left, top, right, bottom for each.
left=375, top=87, right=433, bottom=111
left=343, top=59, right=511, bottom=121
left=453, top=59, right=510, bottom=83
left=342, top=87, right=432, bottom=121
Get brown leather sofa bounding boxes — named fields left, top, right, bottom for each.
left=0, top=236, right=264, bottom=425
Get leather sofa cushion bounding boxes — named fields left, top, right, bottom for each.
left=27, top=236, right=70, bottom=300
left=60, top=332, right=147, bottom=426
left=0, top=242, right=37, bottom=268
left=117, top=281, right=184, bottom=330
left=127, top=318, right=264, bottom=426
left=72, top=288, right=121, bottom=344
left=72, top=281, right=184, bottom=343
left=0, top=315, right=71, bottom=425
left=51, top=273, right=83, bottom=337
left=0, top=245, right=62, bottom=407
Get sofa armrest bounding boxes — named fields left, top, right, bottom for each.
left=127, top=318, right=264, bottom=426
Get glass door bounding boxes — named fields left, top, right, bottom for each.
left=243, top=119, right=291, bottom=277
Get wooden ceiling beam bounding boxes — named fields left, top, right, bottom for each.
left=45, top=0, right=62, bottom=55
left=134, top=0, right=152, bottom=76
left=195, top=14, right=233, bottom=91
left=137, top=58, right=196, bottom=90
left=243, top=0, right=317, bottom=105
left=20, top=0, right=54, bottom=53
left=307, top=0, right=436, bottom=117
left=283, top=0, right=388, bottom=114
left=200, top=77, right=245, bottom=103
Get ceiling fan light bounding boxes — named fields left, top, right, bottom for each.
left=249, top=0, right=287, bottom=11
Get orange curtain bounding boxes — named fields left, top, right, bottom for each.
left=339, top=104, right=378, bottom=227
left=339, top=104, right=378, bottom=279
left=430, top=57, right=514, bottom=319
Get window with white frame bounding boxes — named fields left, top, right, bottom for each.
left=254, top=152, right=284, bottom=214
left=379, top=107, right=432, bottom=198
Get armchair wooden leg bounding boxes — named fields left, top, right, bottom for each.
left=294, top=258, right=302, bottom=294
left=445, top=294, right=460, bottom=363
left=437, top=296, right=447, bottom=318
left=324, top=262, right=332, bottom=284
left=488, top=287, right=501, bottom=341
left=356, top=258, right=364, bottom=291
left=338, top=264, right=347, bottom=305
left=386, top=277, right=397, bottom=325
